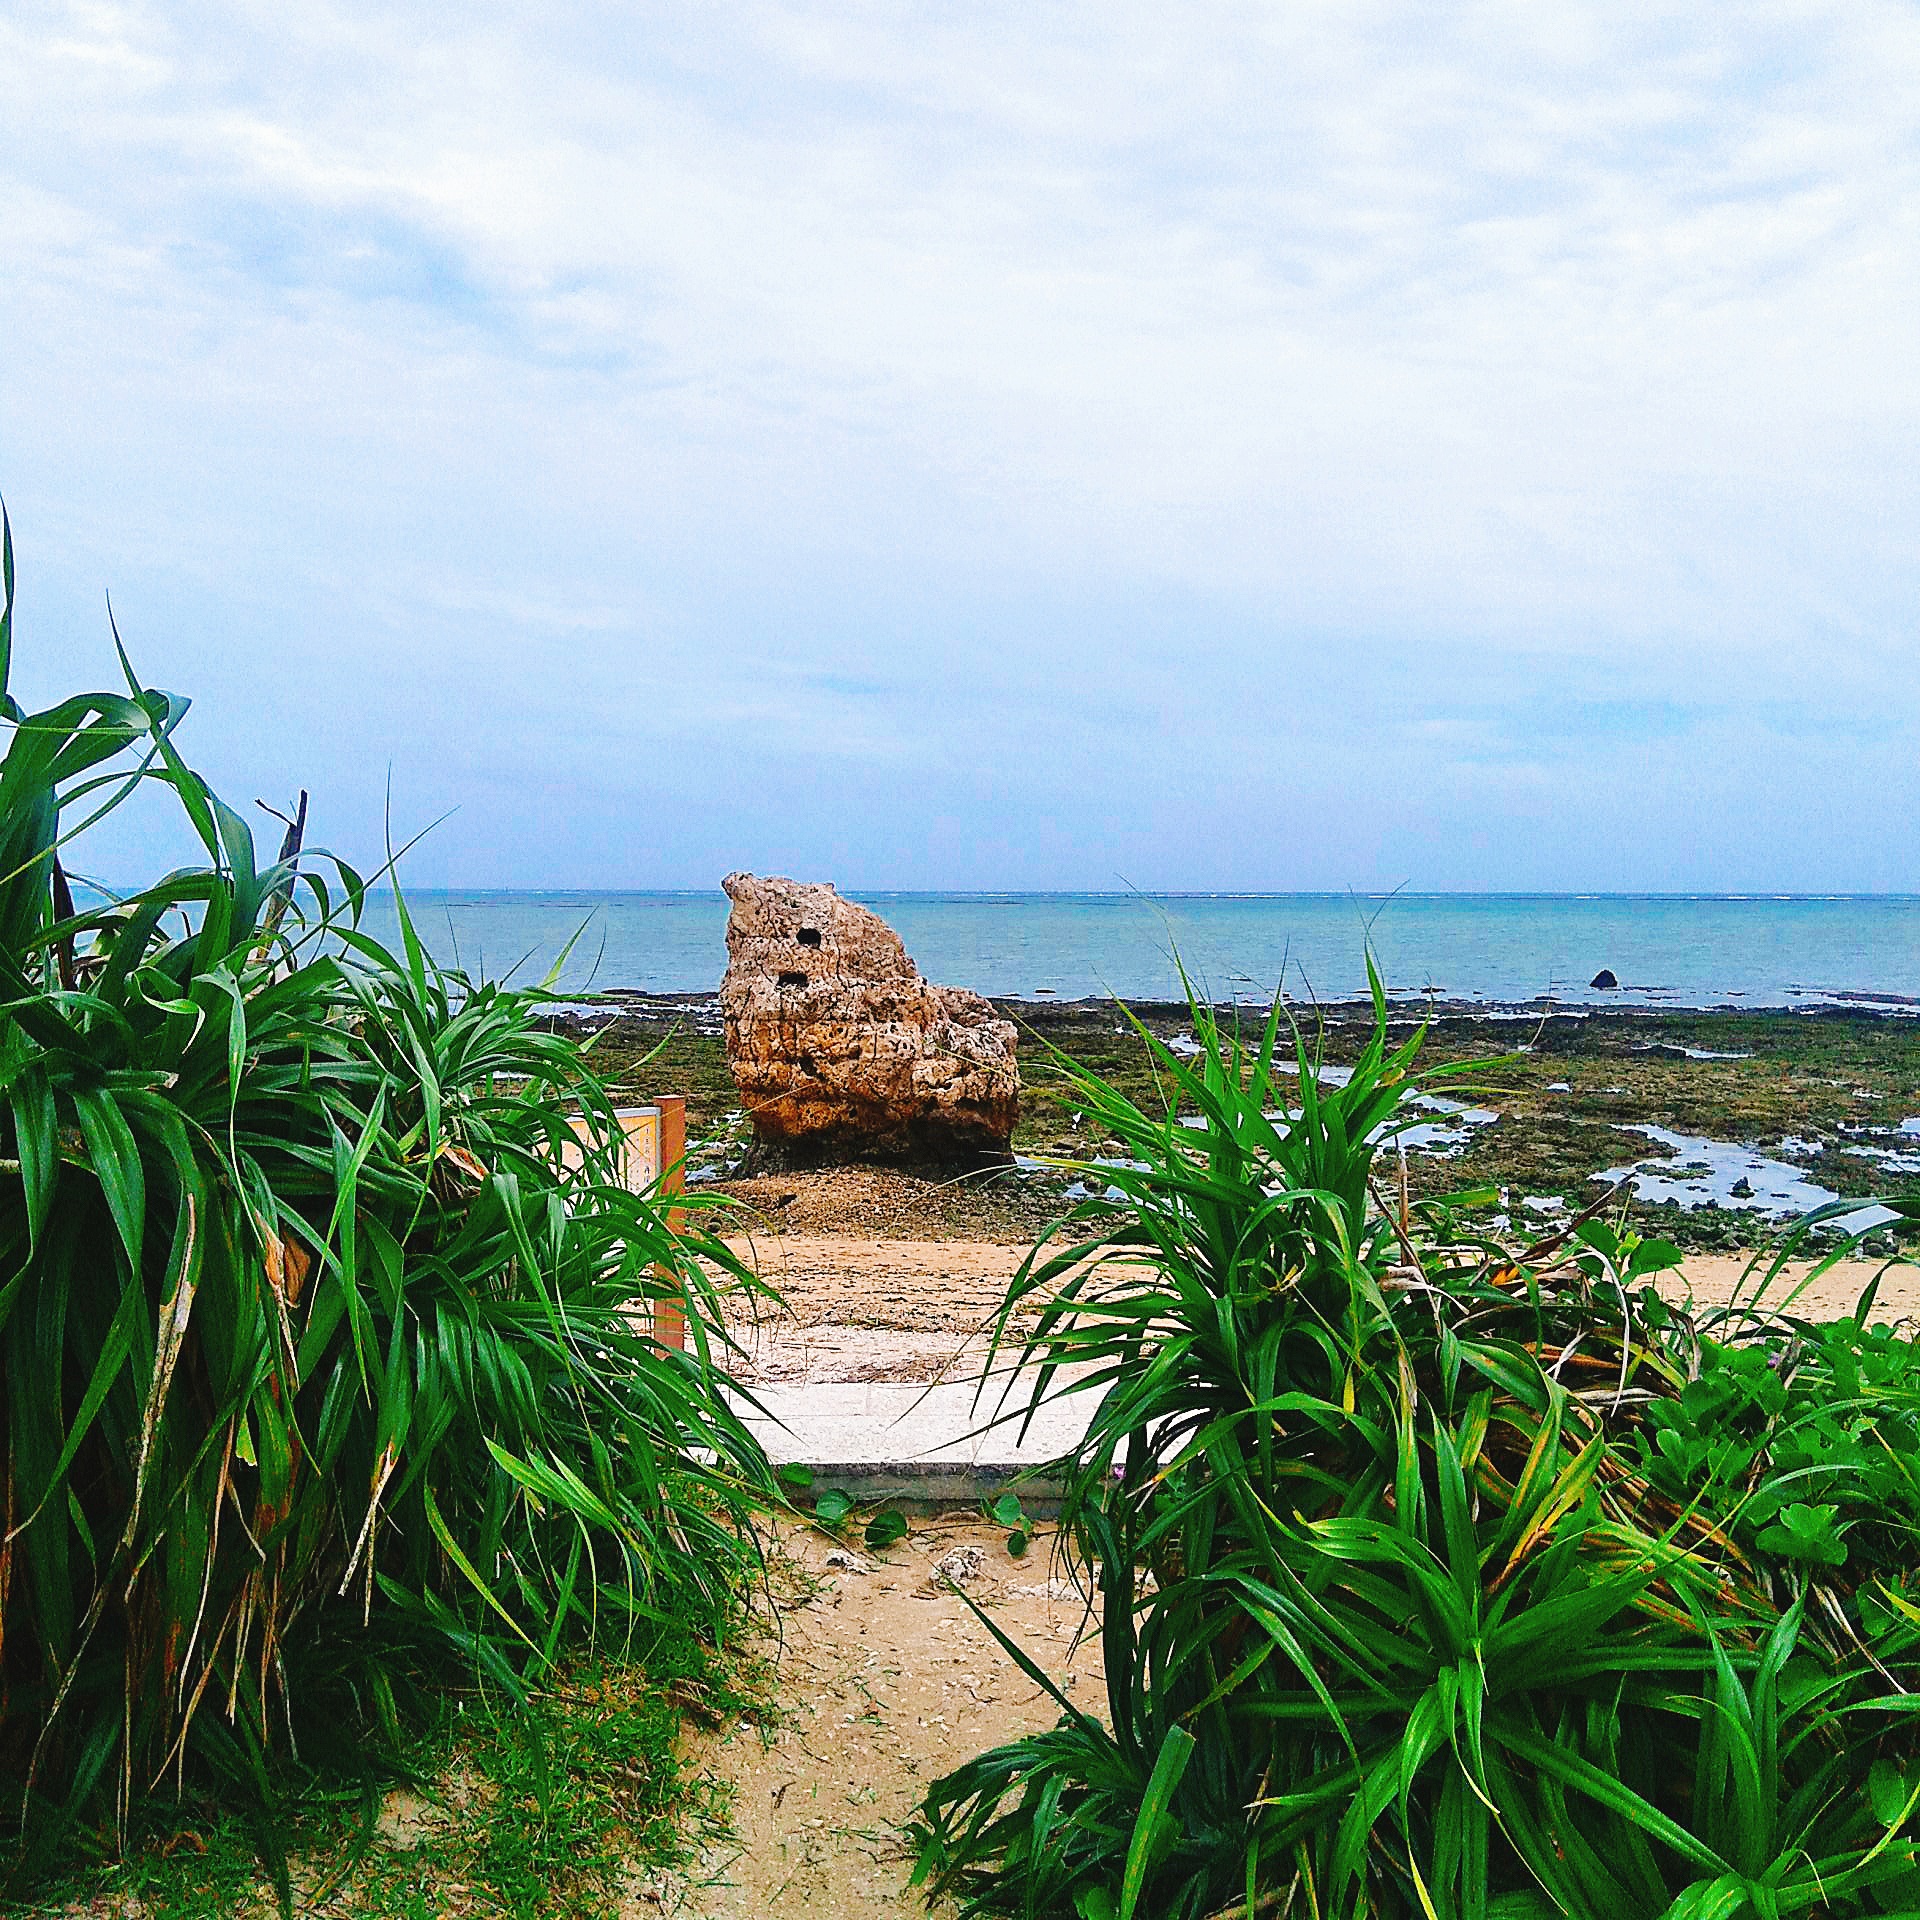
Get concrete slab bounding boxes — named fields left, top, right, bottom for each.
left=725, top=1319, right=1019, bottom=1386
left=729, top=1370, right=1102, bottom=1514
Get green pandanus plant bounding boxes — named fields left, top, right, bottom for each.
left=0, top=510, right=774, bottom=1864
left=916, top=976, right=1920, bottom=1920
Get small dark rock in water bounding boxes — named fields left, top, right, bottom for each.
left=1590, top=969, right=1619, bottom=990
left=1730, top=1176, right=1755, bottom=1198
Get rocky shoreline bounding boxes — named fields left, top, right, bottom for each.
left=552, top=991, right=1920, bottom=1254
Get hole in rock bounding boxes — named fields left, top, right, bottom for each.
left=796, top=927, right=822, bottom=947
left=777, top=971, right=808, bottom=989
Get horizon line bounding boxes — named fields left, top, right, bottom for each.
left=343, top=887, right=1920, bottom=902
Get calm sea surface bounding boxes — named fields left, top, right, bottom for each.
left=359, top=892, right=1920, bottom=1010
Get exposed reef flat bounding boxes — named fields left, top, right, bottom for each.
left=555, top=994, right=1920, bottom=1253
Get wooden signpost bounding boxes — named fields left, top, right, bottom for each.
left=564, top=1100, right=689, bottom=1351
left=651, top=1094, right=688, bottom=1352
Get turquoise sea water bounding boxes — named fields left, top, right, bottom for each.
left=360, top=892, right=1920, bottom=1010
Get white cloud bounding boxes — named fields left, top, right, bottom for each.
left=3, top=0, right=1917, bottom=887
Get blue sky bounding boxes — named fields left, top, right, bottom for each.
left=5, top=2, right=1917, bottom=891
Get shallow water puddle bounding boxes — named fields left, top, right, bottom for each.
left=1271, top=1066, right=1498, bottom=1157
left=1164, top=1061, right=1499, bottom=1160
left=1595, top=1124, right=1895, bottom=1227
left=1090, top=1057, right=1898, bottom=1222
left=1395, top=1092, right=1501, bottom=1155
left=1843, top=1141, right=1920, bottom=1176
left=1632, top=1042, right=1754, bottom=1061
left=1832, top=1115, right=1920, bottom=1176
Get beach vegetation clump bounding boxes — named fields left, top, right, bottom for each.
left=0, top=515, right=771, bottom=1886
left=912, top=968, right=1920, bottom=1919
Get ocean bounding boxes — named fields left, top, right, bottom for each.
left=359, top=891, right=1920, bottom=1010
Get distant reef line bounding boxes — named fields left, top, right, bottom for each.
left=544, top=989, right=1920, bottom=1023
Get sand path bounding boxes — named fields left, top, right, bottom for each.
left=679, top=1239, right=1916, bottom=1916
left=665, top=1519, right=1099, bottom=1919
left=1664, top=1252, right=1917, bottom=1321
left=725, top=1234, right=1920, bottom=1344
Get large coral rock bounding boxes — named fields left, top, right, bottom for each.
left=719, top=873, right=1019, bottom=1163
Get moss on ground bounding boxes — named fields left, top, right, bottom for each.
left=22, top=1622, right=772, bottom=1919
left=575, top=997, right=1920, bottom=1252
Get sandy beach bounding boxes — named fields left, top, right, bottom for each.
left=670, top=1518, right=1097, bottom=1919
left=720, top=1231, right=1918, bottom=1383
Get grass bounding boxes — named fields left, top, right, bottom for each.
left=0, top=509, right=776, bottom=1899
left=910, top=972, right=1920, bottom=1919
left=23, top=1614, right=773, bottom=1917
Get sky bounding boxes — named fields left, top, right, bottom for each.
left=5, top=1, right=1918, bottom=893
